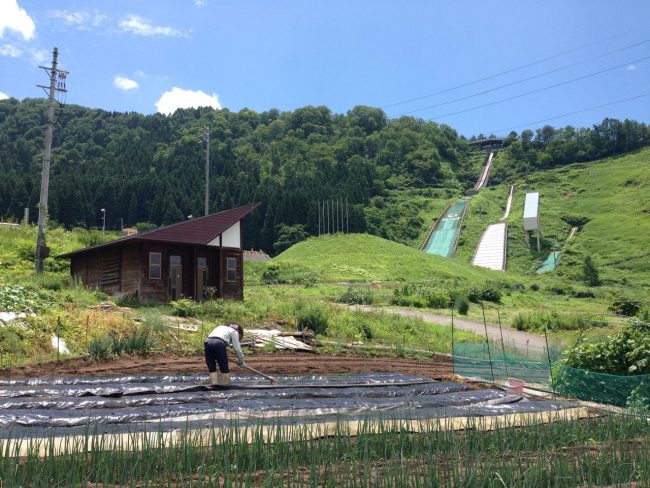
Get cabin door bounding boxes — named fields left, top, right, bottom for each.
left=169, top=255, right=182, bottom=300
left=196, top=257, right=208, bottom=299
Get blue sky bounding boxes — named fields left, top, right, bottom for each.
left=1, top=0, right=648, bottom=137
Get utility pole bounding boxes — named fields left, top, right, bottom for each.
left=203, top=124, right=210, bottom=216
left=35, top=47, right=68, bottom=273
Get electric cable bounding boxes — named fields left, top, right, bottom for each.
left=488, top=92, right=649, bottom=136
left=392, top=39, right=650, bottom=117
left=427, top=55, right=650, bottom=121
left=381, top=29, right=640, bottom=109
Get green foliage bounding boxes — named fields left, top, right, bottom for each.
left=513, top=310, right=608, bottom=332
left=564, top=321, right=650, bottom=374
left=391, top=284, right=452, bottom=309
left=294, top=302, right=329, bottom=335
left=560, top=213, right=591, bottom=227
left=608, top=296, right=643, bottom=317
left=0, top=285, right=54, bottom=312
left=88, top=336, right=113, bottom=360
left=170, top=298, right=202, bottom=317
left=260, top=262, right=319, bottom=287
left=336, top=287, right=374, bottom=305
left=273, top=224, right=308, bottom=253
left=583, top=256, right=601, bottom=287
left=454, top=295, right=470, bottom=315
left=465, top=282, right=503, bottom=303
left=75, top=229, right=110, bottom=248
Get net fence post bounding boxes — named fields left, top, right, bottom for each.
left=481, top=303, right=495, bottom=384
left=497, top=309, right=509, bottom=379
left=451, top=306, right=455, bottom=377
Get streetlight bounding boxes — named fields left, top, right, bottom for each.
left=101, top=208, right=106, bottom=233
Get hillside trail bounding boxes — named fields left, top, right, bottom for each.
left=349, top=305, right=551, bottom=356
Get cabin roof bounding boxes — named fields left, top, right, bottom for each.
left=57, top=203, right=260, bottom=258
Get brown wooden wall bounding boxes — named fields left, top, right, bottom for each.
left=69, top=243, right=244, bottom=303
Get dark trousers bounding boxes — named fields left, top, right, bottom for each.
left=204, top=338, right=229, bottom=373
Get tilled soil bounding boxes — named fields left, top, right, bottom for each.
left=0, top=351, right=453, bottom=380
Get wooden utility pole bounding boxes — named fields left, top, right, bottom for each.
left=35, top=47, right=68, bottom=273
left=203, top=124, right=210, bottom=216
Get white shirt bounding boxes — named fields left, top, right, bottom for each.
left=208, top=325, right=245, bottom=363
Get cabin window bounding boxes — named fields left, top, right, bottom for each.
left=226, top=257, right=237, bottom=282
left=149, top=252, right=161, bottom=279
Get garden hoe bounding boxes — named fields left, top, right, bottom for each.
left=244, top=365, right=277, bottom=384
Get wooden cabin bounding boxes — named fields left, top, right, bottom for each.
left=57, top=203, right=259, bottom=303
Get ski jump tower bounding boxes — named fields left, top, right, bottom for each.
left=523, top=192, right=542, bottom=252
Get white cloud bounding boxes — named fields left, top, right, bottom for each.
left=119, top=14, right=183, bottom=37
left=113, top=76, right=139, bottom=91
left=195, top=0, right=207, bottom=7
left=0, top=91, right=9, bottom=100
left=29, top=48, right=48, bottom=65
left=0, top=44, right=21, bottom=57
left=627, top=64, right=637, bottom=71
left=0, top=0, right=35, bottom=40
left=50, top=10, right=107, bottom=30
left=155, top=87, right=221, bottom=115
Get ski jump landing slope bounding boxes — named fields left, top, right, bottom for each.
left=472, top=185, right=514, bottom=271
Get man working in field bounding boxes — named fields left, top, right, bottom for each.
left=204, top=322, right=246, bottom=386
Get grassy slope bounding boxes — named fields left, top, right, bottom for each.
left=275, top=232, right=512, bottom=284
left=456, top=147, right=650, bottom=294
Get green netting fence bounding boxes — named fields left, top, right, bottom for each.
left=453, top=341, right=560, bottom=387
left=453, top=340, right=650, bottom=408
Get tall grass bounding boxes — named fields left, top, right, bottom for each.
left=0, top=414, right=648, bottom=486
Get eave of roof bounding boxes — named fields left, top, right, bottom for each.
left=57, top=202, right=260, bottom=259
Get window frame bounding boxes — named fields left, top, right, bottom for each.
left=226, top=256, right=237, bottom=282
left=149, top=252, right=162, bottom=280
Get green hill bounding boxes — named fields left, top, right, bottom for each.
left=275, top=232, right=513, bottom=284
left=456, top=147, right=650, bottom=293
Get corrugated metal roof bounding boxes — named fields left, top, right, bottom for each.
left=57, top=203, right=260, bottom=258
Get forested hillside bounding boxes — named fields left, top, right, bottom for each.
left=0, top=97, right=648, bottom=254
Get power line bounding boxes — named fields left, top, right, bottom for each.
left=381, top=30, right=638, bottom=110
left=392, top=39, right=650, bottom=117
left=427, top=55, right=650, bottom=121
left=488, top=92, right=650, bottom=136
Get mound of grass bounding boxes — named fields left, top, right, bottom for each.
left=274, top=233, right=512, bottom=284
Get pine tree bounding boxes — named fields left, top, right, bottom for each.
left=583, top=256, right=601, bottom=287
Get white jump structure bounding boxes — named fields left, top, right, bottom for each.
left=472, top=222, right=508, bottom=271
left=471, top=151, right=494, bottom=192
left=523, top=192, right=542, bottom=252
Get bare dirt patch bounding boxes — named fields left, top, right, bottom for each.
left=0, top=351, right=453, bottom=380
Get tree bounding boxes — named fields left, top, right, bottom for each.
left=273, top=223, right=308, bottom=253
left=583, top=256, right=601, bottom=287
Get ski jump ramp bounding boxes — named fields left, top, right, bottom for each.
left=472, top=186, right=514, bottom=271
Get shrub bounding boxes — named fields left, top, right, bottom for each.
left=560, top=213, right=591, bottom=227
left=295, top=302, right=329, bottom=336
left=608, top=296, right=643, bottom=317
left=88, top=336, right=113, bottom=360
left=513, top=310, right=607, bottom=332
left=583, top=256, right=601, bottom=287
left=337, top=287, right=374, bottom=305
left=530, top=284, right=540, bottom=291
left=170, top=298, right=202, bottom=317
left=466, top=282, right=502, bottom=303
left=454, top=295, right=470, bottom=315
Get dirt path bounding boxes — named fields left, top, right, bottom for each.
left=0, top=351, right=453, bottom=380
left=351, top=305, right=550, bottom=356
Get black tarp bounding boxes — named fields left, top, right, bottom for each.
left=0, top=372, right=578, bottom=438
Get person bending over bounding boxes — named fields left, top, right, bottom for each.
left=204, top=322, right=245, bottom=386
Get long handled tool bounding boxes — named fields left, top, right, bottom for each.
left=244, top=365, right=277, bottom=384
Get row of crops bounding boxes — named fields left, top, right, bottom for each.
left=1, top=413, right=648, bottom=486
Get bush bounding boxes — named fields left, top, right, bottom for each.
left=260, top=262, right=319, bottom=287
left=513, top=310, right=607, bottom=332
left=88, top=336, right=113, bottom=360
left=295, top=302, right=329, bottom=336
left=583, top=256, right=601, bottom=287
left=560, top=213, right=590, bottom=227
left=170, top=298, right=202, bottom=317
left=466, top=282, right=502, bottom=303
left=337, top=287, right=374, bottom=305
left=608, top=296, right=643, bottom=317
left=454, top=295, right=470, bottom=315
